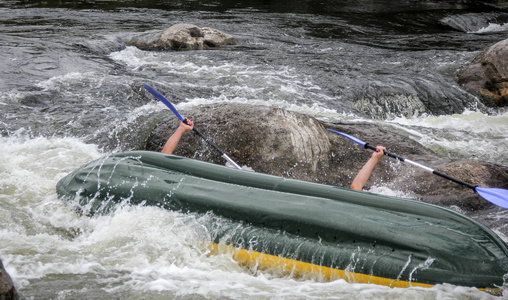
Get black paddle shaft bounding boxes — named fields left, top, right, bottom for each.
left=432, top=170, right=477, bottom=190
left=181, top=119, right=227, bottom=156
left=364, top=143, right=477, bottom=190
left=182, top=117, right=241, bottom=170
left=192, top=127, right=227, bottom=156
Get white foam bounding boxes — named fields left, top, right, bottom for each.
left=110, top=46, right=342, bottom=117
left=0, top=134, right=103, bottom=193
left=472, top=23, right=508, bottom=34
left=1, top=134, right=505, bottom=298
left=387, top=110, right=508, bottom=163
left=35, top=72, right=96, bottom=90
left=180, top=95, right=339, bottom=116
left=367, top=186, right=414, bottom=199
left=109, top=46, right=209, bottom=71
left=390, top=109, right=508, bottom=134
left=0, top=134, right=106, bottom=285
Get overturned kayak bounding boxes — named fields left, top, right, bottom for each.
left=56, top=151, right=508, bottom=293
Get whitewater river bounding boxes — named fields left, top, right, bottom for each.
left=1, top=0, right=508, bottom=299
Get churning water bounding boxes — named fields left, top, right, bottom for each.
left=1, top=0, right=508, bottom=299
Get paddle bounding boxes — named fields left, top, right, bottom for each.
left=144, top=83, right=242, bottom=170
left=327, top=128, right=508, bottom=209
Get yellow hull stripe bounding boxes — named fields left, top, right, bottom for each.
left=210, top=243, right=499, bottom=294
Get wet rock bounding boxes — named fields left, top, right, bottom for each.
left=202, top=27, right=238, bottom=48
left=145, top=103, right=508, bottom=211
left=78, top=36, right=126, bottom=54
left=147, top=104, right=334, bottom=181
left=458, top=38, right=508, bottom=107
left=0, top=259, right=18, bottom=300
left=126, top=23, right=237, bottom=51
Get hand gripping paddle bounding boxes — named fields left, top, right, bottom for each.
left=145, top=83, right=242, bottom=170
left=327, top=128, right=508, bottom=209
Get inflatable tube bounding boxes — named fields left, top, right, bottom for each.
left=56, top=151, right=508, bottom=293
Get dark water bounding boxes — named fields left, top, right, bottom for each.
left=1, top=0, right=508, bottom=299
left=1, top=0, right=506, bottom=158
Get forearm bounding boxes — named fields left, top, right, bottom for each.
left=351, top=156, right=381, bottom=191
left=161, top=127, right=187, bottom=154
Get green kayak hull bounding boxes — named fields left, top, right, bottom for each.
left=56, top=151, right=508, bottom=291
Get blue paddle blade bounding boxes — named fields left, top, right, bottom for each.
left=326, top=129, right=367, bottom=147
left=475, top=187, right=508, bottom=209
left=144, top=83, right=186, bottom=122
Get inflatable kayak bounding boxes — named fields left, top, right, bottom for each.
left=56, top=151, right=508, bottom=293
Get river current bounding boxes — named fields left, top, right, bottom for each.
left=1, top=0, right=508, bottom=299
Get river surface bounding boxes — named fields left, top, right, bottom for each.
left=1, top=0, right=508, bottom=299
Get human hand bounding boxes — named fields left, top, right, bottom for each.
left=372, top=145, right=386, bottom=160
left=179, top=118, right=194, bottom=131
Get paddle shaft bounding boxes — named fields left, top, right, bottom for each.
left=326, top=129, right=508, bottom=208
left=364, top=143, right=477, bottom=190
left=190, top=124, right=242, bottom=169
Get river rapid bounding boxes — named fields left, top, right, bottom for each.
left=1, top=0, right=508, bottom=299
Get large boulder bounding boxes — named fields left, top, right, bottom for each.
left=147, top=104, right=334, bottom=182
left=126, top=23, right=237, bottom=51
left=145, top=103, right=508, bottom=211
left=0, top=259, right=17, bottom=300
left=458, top=38, right=508, bottom=107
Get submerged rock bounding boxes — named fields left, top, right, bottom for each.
left=126, top=23, right=237, bottom=51
left=458, top=38, right=508, bottom=107
left=145, top=103, right=508, bottom=211
left=440, top=12, right=508, bottom=33
left=0, top=259, right=17, bottom=300
left=352, top=75, right=477, bottom=119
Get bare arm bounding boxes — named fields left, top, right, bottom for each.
left=351, top=145, right=386, bottom=191
left=161, top=119, right=194, bottom=154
